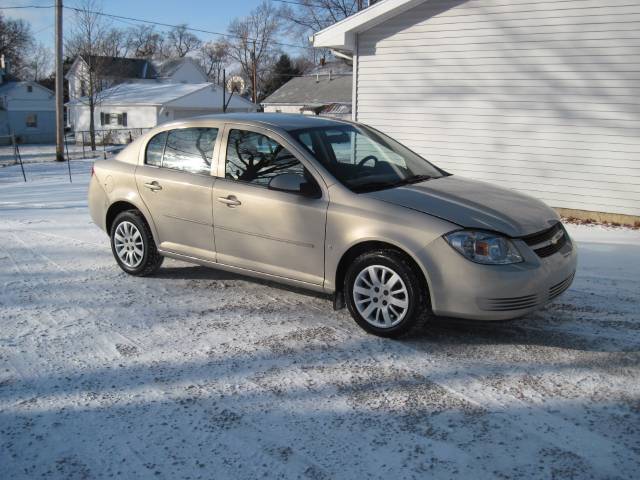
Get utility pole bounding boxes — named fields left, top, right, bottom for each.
left=251, top=40, right=257, bottom=104
left=222, top=69, right=226, bottom=113
left=55, top=0, right=65, bottom=162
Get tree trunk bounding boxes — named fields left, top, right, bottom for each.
left=89, top=96, right=96, bottom=151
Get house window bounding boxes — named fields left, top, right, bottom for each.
left=27, top=85, right=33, bottom=93
left=26, top=114, right=38, bottom=128
left=100, top=112, right=127, bottom=127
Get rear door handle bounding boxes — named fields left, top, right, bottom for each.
left=217, top=195, right=241, bottom=207
left=144, top=181, right=162, bottom=191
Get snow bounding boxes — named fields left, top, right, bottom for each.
left=66, top=82, right=214, bottom=106
left=1, top=162, right=639, bottom=479
left=0, top=143, right=121, bottom=168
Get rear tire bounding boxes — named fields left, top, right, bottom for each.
left=344, top=249, right=428, bottom=338
left=110, top=210, right=163, bottom=276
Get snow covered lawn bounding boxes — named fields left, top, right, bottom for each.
left=1, top=162, right=639, bottom=479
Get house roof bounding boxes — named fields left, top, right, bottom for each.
left=0, top=81, right=54, bottom=96
left=312, top=0, right=426, bottom=51
left=307, top=61, right=352, bottom=76
left=261, top=74, right=352, bottom=106
left=83, top=56, right=156, bottom=79
left=154, top=57, right=205, bottom=78
left=66, top=81, right=255, bottom=109
left=66, top=82, right=209, bottom=106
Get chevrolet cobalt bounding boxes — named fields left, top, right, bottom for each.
left=88, top=114, right=577, bottom=337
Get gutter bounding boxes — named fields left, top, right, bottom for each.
left=331, top=49, right=353, bottom=63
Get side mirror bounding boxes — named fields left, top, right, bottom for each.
left=268, top=173, right=320, bottom=198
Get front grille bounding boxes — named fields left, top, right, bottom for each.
left=549, top=272, right=575, bottom=300
left=478, top=293, right=540, bottom=311
left=521, top=222, right=569, bottom=258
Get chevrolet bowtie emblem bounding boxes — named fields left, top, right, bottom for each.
left=550, top=230, right=564, bottom=245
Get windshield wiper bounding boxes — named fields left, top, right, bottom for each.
left=352, top=175, right=432, bottom=193
left=396, top=174, right=432, bottom=185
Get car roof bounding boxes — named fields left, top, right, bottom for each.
left=188, top=112, right=351, bottom=131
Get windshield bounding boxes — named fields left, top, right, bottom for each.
left=289, top=124, right=446, bottom=192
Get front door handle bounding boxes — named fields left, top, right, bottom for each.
left=144, top=181, right=162, bottom=191
left=217, top=195, right=241, bottom=207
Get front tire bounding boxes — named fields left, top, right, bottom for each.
left=110, top=210, right=163, bottom=276
left=344, top=250, right=428, bottom=338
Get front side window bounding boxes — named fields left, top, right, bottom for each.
left=290, top=124, right=445, bottom=193
left=225, top=129, right=304, bottom=187
left=25, top=114, right=37, bottom=128
left=144, top=127, right=218, bottom=175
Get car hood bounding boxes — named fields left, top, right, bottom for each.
left=364, top=175, right=560, bottom=237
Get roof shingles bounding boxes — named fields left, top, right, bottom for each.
left=261, top=74, right=352, bottom=105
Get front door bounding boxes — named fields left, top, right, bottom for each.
left=212, top=126, right=328, bottom=285
left=136, top=126, right=219, bottom=261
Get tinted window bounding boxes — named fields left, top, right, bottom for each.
left=163, top=128, right=218, bottom=175
left=225, top=129, right=304, bottom=187
left=146, top=131, right=166, bottom=167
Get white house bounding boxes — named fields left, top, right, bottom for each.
left=66, top=82, right=256, bottom=143
left=0, top=81, right=55, bottom=144
left=313, top=0, right=640, bottom=221
left=66, top=56, right=208, bottom=104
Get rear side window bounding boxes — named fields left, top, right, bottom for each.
left=145, top=131, right=166, bottom=167
left=145, top=127, right=218, bottom=175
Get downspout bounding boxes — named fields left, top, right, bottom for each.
left=350, top=37, right=358, bottom=122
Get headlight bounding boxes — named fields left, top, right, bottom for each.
left=444, top=230, right=523, bottom=265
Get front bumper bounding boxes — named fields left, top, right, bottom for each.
left=418, top=233, right=578, bottom=321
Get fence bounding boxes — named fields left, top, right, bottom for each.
left=0, top=135, right=27, bottom=181
left=69, top=127, right=153, bottom=160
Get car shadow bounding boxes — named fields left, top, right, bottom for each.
left=153, top=264, right=332, bottom=302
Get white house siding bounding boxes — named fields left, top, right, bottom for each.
left=164, top=61, right=208, bottom=83
left=356, top=0, right=640, bottom=217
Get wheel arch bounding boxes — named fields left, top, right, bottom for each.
left=105, top=199, right=158, bottom=243
left=333, top=240, right=433, bottom=309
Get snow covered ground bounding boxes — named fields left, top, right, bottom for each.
left=1, top=161, right=639, bottom=479
left=0, top=143, right=123, bottom=168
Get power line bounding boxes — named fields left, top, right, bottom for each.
left=63, top=5, right=312, bottom=50
left=0, top=5, right=54, bottom=9
left=271, top=0, right=329, bottom=7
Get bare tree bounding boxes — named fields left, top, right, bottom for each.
left=281, top=0, right=360, bottom=62
left=101, top=27, right=130, bottom=58
left=198, top=40, right=229, bottom=84
left=65, top=0, right=114, bottom=150
left=167, top=24, right=201, bottom=58
left=226, top=1, right=282, bottom=103
left=24, top=42, right=52, bottom=81
left=0, top=12, right=34, bottom=78
left=125, top=24, right=164, bottom=59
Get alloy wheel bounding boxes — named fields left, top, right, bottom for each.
left=113, top=221, right=144, bottom=268
left=353, top=264, right=409, bottom=328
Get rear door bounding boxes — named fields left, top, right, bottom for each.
left=211, top=124, right=328, bottom=285
left=135, top=126, right=220, bottom=261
